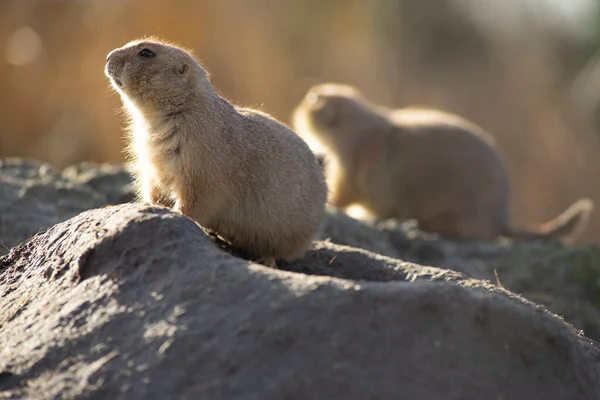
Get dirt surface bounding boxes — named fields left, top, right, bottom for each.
left=2, top=159, right=600, bottom=341
left=1, top=203, right=599, bottom=399
left=1, top=158, right=600, bottom=398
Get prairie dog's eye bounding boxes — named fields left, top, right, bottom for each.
left=138, top=48, right=156, bottom=58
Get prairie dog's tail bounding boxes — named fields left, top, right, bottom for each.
left=504, top=198, right=594, bottom=244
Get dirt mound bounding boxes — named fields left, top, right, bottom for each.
left=1, top=203, right=599, bottom=399
left=3, top=158, right=600, bottom=342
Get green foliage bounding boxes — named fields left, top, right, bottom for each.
left=510, top=243, right=600, bottom=308
left=564, top=245, right=600, bottom=307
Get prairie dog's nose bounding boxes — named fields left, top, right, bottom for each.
left=106, top=49, right=116, bottom=63
left=306, top=92, right=319, bottom=104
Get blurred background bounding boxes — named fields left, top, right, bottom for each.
left=3, top=0, right=600, bottom=243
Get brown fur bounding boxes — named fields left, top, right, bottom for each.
left=293, top=83, right=594, bottom=243
left=104, top=39, right=327, bottom=265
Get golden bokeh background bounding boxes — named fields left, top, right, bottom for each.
left=3, top=0, right=600, bottom=243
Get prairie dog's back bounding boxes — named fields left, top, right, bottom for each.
left=389, top=108, right=497, bottom=145
left=235, top=107, right=326, bottom=205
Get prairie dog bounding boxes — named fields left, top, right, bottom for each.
left=293, top=83, right=593, bottom=243
left=104, top=39, right=327, bottom=266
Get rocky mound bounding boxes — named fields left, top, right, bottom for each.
left=2, top=158, right=600, bottom=340
left=0, top=159, right=133, bottom=255
left=1, top=203, right=599, bottom=399
left=1, top=158, right=600, bottom=398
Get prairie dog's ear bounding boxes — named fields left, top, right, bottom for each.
left=178, top=63, right=189, bottom=75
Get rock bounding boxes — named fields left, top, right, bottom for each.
left=2, top=158, right=600, bottom=343
left=61, top=161, right=135, bottom=205
left=322, top=212, right=600, bottom=341
left=0, top=158, right=108, bottom=255
left=1, top=203, right=599, bottom=399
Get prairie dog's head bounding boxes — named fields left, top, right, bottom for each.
left=105, top=39, right=211, bottom=114
left=292, top=83, right=379, bottom=152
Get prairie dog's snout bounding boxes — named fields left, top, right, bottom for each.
left=294, top=87, right=336, bottom=132
left=104, top=49, right=125, bottom=87
left=106, top=49, right=115, bottom=63
left=305, top=91, right=320, bottom=105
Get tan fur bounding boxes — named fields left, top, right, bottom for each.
left=293, top=83, right=594, bottom=243
left=105, top=39, right=327, bottom=265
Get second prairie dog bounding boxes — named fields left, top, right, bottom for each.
left=293, top=83, right=593, bottom=243
left=104, top=38, right=327, bottom=266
